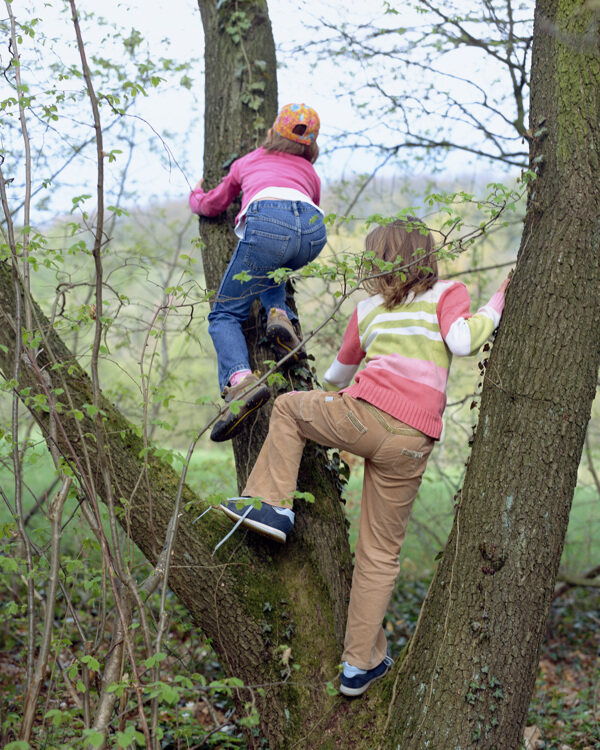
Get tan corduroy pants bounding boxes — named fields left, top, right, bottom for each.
left=243, top=390, right=434, bottom=670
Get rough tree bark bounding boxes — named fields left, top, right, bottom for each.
left=1, top=0, right=598, bottom=747
left=2, top=2, right=355, bottom=743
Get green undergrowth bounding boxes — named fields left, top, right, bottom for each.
left=0, top=564, right=247, bottom=748
left=524, top=588, right=600, bottom=750
left=0, top=444, right=247, bottom=748
left=1, top=443, right=599, bottom=747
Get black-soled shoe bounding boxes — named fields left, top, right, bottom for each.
left=210, top=373, right=270, bottom=442
left=266, top=308, right=306, bottom=363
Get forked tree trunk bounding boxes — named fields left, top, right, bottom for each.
left=1, top=1, right=354, bottom=745
left=0, top=262, right=354, bottom=747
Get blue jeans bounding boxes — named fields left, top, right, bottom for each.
left=208, top=200, right=327, bottom=390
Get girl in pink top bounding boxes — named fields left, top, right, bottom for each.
left=189, top=104, right=327, bottom=442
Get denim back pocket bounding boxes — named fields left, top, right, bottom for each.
left=243, top=227, right=291, bottom=272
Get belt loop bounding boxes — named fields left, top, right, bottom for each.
left=293, top=201, right=299, bottom=217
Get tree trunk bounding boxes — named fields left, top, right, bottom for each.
left=185, top=6, right=355, bottom=737
left=197, top=0, right=300, bottom=483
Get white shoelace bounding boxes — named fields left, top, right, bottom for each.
left=211, top=504, right=254, bottom=556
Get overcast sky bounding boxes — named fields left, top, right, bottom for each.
left=2, top=0, right=520, bottom=217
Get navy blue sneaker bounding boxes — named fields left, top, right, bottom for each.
left=219, top=497, right=295, bottom=543
left=339, top=655, right=394, bottom=697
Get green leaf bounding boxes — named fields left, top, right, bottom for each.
left=116, top=732, right=133, bottom=749
left=143, top=651, right=167, bottom=669
left=81, top=654, right=100, bottom=671
left=325, top=681, right=338, bottom=696
left=232, top=270, right=252, bottom=283
left=228, top=398, right=243, bottom=416
left=173, top=675, right=194, bottom=689
left=1, top=559, right=19, bottom=575
left=293, top=490, right=315, bottom=504
left=82, top=729, right=104, bottom=748
left=107, top=202, right=128, bottom=213
left=83, top=403, right=105, bottom=419
left=158, top=683, right=179, bottom=704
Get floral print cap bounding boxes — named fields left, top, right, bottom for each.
left=272, top=103, right=320, bottom=145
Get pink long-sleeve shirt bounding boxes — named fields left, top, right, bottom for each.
left=323, top=280, right=506, bottom=439
left=188, top=147, right=321, bottom=230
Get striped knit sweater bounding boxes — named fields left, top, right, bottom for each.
left=322, top=280, right=506, bottom=439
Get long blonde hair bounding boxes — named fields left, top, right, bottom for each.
left=363, top=218, right=438, bottom=309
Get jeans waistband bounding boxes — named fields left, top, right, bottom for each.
left=248, top=199, right=316, bottom=213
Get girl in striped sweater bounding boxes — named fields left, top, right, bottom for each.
left=220, top=218, right=510, bottom=696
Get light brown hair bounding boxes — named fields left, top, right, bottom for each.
left=262, top=128, right=319, bottom=164
left=363, top=218, right=438, bottom=309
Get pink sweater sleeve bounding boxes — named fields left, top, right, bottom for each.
left=188, top=163, right=242, bottom=216
left=322, top=309, right=365, bottom=390
left=337, top=309, right=364, bottom=364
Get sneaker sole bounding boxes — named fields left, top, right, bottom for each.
left=210, top=388, right=270, bottom=442
left=339, top=665, right=391, bottom=697
left=267, top=324, right=306, bottom=363
left=219, top=504, right=288, bottom=543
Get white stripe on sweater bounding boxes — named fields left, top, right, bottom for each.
left=361, top=325, right=443, bottom=351
left=445, top=308, right=496, bottom=356
left=363, top=310, right=439, bottom=326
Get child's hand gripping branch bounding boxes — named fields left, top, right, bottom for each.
left=217, top=218, right=510, bottom=697
left=189, top=104, right=327, bottom=442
